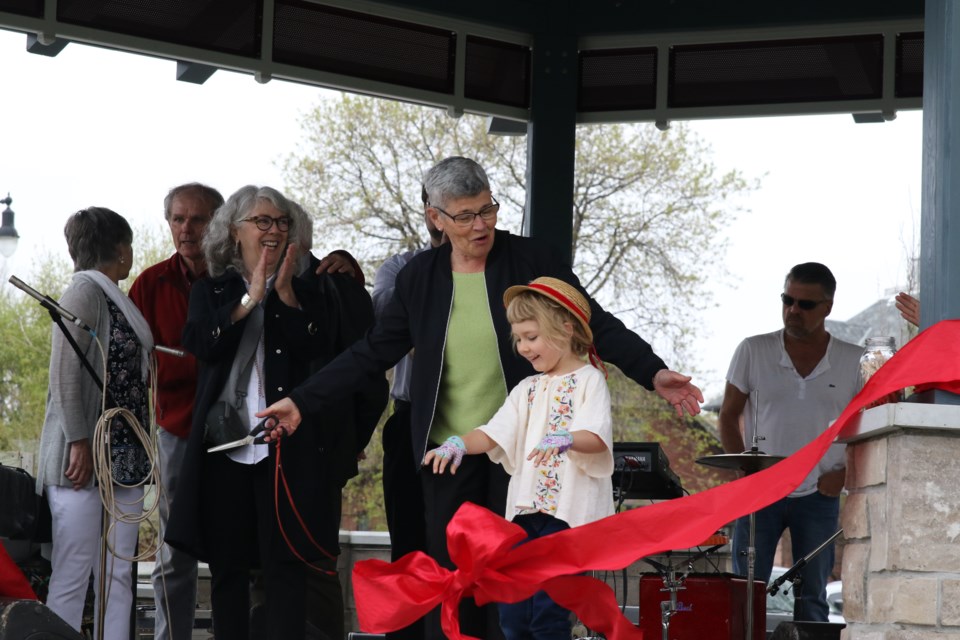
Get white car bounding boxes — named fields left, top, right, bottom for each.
left=826, top=580, right=843, bottom=619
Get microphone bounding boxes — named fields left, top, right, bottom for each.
left=154, top=345, right=187, bottom=358
left=9, top=275, right=95, bottom=334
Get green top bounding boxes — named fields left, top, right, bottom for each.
left=430, top=272, right=508, bottom=444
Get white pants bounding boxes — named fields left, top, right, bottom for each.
left=46, top=484, right=144, bottom=640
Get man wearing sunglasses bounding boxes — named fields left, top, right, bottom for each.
left=717, top=262, right=862, bottom=624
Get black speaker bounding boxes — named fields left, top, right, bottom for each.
left=771, top=621, right=846, bottom=640
left=0, top=599, right=84, bottom=640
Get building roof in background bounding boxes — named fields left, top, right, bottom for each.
left=0, top=1, right=923, bottom=125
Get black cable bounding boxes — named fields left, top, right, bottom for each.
left=48, top=309, right=105, bottom=393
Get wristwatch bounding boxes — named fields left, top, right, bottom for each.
left=240, top=293, right=258, bottom=311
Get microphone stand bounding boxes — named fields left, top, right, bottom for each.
left=767, top=529, right=844, bottom=597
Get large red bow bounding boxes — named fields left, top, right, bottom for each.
left=355, top=320, right=960, bottom=639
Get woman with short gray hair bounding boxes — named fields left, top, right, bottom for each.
left=38, top=207, right=154, bottom=640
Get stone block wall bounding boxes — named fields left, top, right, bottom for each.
left=841, top=403, right=960, bottom=638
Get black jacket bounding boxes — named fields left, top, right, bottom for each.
left=301, top=254, right=388, bottom=488
left=166, top=267, right=385, bottom=561
left=290, top=229, right=668, bottom=470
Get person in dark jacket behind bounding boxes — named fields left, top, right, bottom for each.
left=291, top=210, right=388, bottom=640
left=260, top=156, right=705, bottom=640
left=130, top=182, right=224, bottom=640
left=165, top=185, right=369, bottom=640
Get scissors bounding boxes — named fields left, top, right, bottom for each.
left=207, top=416, right=278, bottom=453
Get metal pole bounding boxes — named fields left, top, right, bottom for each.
left=745, top=511, right=756, bottom=640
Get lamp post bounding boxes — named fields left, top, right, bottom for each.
left=0, top=193, right=20, bottom=258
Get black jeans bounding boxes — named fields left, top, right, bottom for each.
left=497, top=513, right=572, bottom=640
left=421, top=452, right=509, bottom=640
left=381, top=400, right=428, bottom=640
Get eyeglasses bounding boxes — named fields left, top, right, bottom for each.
left=241, top=215, right=291, bottom=232
left=431, top=196, right=500, bottom=227
left=781, top=293, right=828, bottom=310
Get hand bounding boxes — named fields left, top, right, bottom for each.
left=818, top=468, right=845, bottom=497
left=256, top=398, right=302, bottom=442
left=315, top=252, right=357, bottom=278
left=422, top=436, right=465, bottom=474
left=527, top=429, right=573, bottom=466
left=895, top=291, right=920, bottom=327
left=653, top=369, right=704, bottom=417
left=274, top=243, right=301, bottom=308
left=65, top=439, right=93, bottom=489
left=246, top=246, right=270, bottom=305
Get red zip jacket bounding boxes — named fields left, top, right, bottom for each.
left=129, top=253, right=198, bottom=439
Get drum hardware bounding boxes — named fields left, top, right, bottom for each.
left=694, top=450, right=785, bottom=475
left=696, top=444, right=784, bottom=638
left=643, top=543, right=726, bottom=640
left=694, top=447, right=781, bottom=640
left=697, top=389, right=786, bottom=640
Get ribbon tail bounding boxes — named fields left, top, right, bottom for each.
left=543, top=575, right=643, bottom=640
left=440, top=594, right=483, bottom=640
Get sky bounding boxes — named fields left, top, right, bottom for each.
left=0, top=29, right=921, bottom=402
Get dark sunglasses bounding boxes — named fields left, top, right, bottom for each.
left=781, top=293, right=827, bottom=311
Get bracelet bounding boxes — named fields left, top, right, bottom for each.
left=240, top=293, right=258, bottom=311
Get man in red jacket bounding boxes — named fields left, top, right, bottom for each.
left=130, top=183, right=223, bottom=640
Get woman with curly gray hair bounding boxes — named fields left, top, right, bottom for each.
left=165, top=185, right=339, bottom=640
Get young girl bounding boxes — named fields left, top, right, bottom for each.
left=423, top=276, right=614, bottom=640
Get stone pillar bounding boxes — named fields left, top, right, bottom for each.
left=840, top=402, right=960, bottom=638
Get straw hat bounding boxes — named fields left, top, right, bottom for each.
left=503, top=277, right=593, bottom=342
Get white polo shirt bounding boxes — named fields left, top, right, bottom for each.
left=726, top=329, right=862, bottom=497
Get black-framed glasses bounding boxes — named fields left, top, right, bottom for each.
left=241, top=215, right=291, bottom=232
left=431, top=196, right=500, bottom=227
left=781, top=293, right=828, bottom=310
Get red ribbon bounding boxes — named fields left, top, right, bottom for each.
left=354, top=320, right=960, bottom=639
left=0, top=543, right=35, bottom=600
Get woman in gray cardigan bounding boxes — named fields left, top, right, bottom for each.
left=36, top=207, right=154, bottom=640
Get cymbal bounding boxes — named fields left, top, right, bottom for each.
left=696, top=452, right=785, bottom=474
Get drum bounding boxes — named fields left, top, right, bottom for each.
left=638, top=573, right=766, bottom=640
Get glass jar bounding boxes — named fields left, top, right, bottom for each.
left=859, top=336, right=903, bottom=403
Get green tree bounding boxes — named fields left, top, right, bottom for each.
left=0, top=249, right=73, bottom=452
left=284, top=94, right=753, bottom=369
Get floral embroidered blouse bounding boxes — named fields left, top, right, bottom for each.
left=105, top=298, right=150, bottom=486
left=479, top=363, right=614, bottom=528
